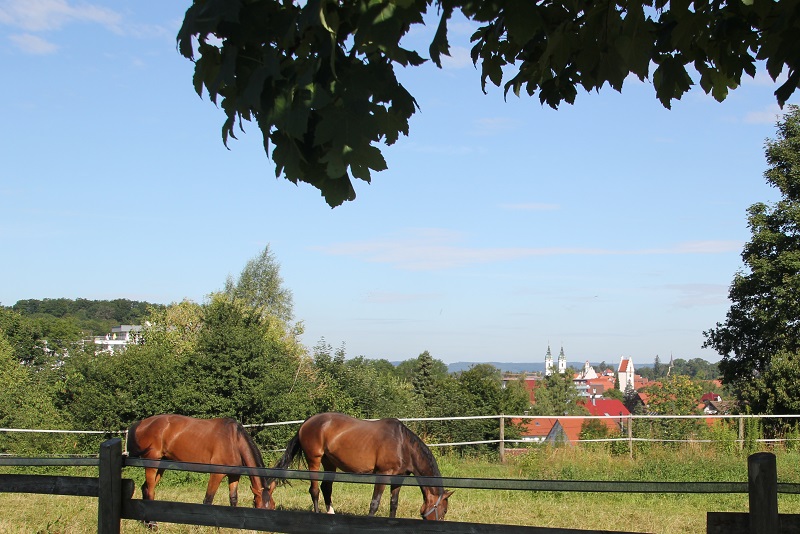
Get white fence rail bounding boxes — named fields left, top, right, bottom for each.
left=3, top=413, right=800, bottom=458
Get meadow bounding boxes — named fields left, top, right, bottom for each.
left=3, top=445, right=800, bottom=533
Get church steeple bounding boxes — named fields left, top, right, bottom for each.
left=545, top=345, right=554, bottom=376
left=558, top=346, right=567, bottom=374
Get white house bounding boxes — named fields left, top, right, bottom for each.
left=93, top=325, right=142, bottom=353
left=617, top=356, right=635, bottom=391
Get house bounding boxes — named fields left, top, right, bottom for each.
left=703, top=399, right=736, bottom=415
left=618, top=356, right=635, bottom=391
left=580, top=398, right=631, bottom=433
left=502, top=374, right=544, bottom=405
left=513, top=417, right=585, bottom=445
left=93, top=325, right=142, bottom=353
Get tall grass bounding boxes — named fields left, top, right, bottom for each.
left=3, top=444, right=800, bottom=533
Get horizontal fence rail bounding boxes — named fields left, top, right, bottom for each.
left=122, top=457, right=800, bottom=495
left=5, top=413, right=800, bottom=453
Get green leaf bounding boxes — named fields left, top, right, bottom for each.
left=503, top=0, right=541, bottom=47
left=653, top=57, right=694, bottom=109
left=429, top=6, right=453, bottom=68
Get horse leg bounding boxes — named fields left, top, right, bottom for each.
left=203, top=473, right=225, bottom=505
left=141, top=467, right=157, bottom=500
left=388, top=484, right=402, bottom=518
left=307, top=457, right=322, bottom=513
left=227, top=475, right=240, bottom=507
left=368, top=483, right=386, bottom=516
left=141, top=468, right=163, bottom=530
left=320, top=457, right=337, bottom=514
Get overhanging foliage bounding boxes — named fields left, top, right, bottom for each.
left=178, top=0, right=800, bottom=206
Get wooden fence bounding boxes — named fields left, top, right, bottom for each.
left=2, top=439, right=800, bottom=533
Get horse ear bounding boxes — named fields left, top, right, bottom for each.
left=444, top=490, right=455, bottom=498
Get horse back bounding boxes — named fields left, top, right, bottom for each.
left=127, top=414, right=245, bottom=466
left=298, top=413, right=410, bottom=474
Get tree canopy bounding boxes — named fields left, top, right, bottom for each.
left=178, top=0, right=800, bottom=206
left=704, top=105, right=800, bottom=412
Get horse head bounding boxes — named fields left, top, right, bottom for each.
left=254, top=486, right=276, bottom=510
left=420, top=489, right=454, bottom=520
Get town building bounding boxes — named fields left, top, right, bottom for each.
left=93, top=325, right=142, bottom=353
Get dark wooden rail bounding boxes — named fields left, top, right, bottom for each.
left=3, top=438, right=800, bottom=533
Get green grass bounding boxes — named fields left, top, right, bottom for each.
left=3, top=446, right=800, bottom=533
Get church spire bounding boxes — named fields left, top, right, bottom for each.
left=545, top=345, right=553, bottom=376
left=558, top=346, right=566, bottom=374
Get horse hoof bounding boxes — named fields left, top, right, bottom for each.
left=144, top=520, right=159, bottom=531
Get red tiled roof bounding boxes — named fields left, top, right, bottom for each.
left=580, top=399, right=629, bottom=433
left=513, top=417, right=586, bottom=443
left=619, top=358, right=630, bottom=372
left=581, top=398, right=630, bottom=417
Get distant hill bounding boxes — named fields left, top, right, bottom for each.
left=445, top=361, right=656, bottom=374
left=447, top=361, right=580, bottom=374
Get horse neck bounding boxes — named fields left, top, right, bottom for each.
left=237, top=427, right=267, bottom=490
left=403, top=428, right=443, bottom=496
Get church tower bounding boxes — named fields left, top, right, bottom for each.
left=558, top=346, right=567, bottom=374
left=545, top=345, right=554, bottom=376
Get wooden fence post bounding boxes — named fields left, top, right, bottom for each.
left=499, top=415, right=505, bottom=464
left=98, top=438, right=123, bottom=534
left=748, top=452, right=778, bottom=534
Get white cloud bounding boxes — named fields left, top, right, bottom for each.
left=9, top=32, right=57, bottom=54
left=440, top=46, right=472, bottom=70
left=399, top=142, right=484, bottom=156
left=471, top=116, right=519, bottom=136
left=664, top=283, right=729, bottom=308
left=316, top=230, right=744, bottom=271
left=744, top=104, right=786, bottom=125
left=363, top=290, right=442, bottom=304
left=0, top=0, right=121, bottom=32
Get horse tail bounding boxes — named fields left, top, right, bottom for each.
left=126, top=419, right=144, bottom=457
left=235, top=422, right=269, bottom=490
left=267, top=432, right=303, bottom=487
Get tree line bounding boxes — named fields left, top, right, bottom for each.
left=0, top=248, right=530, bottom=455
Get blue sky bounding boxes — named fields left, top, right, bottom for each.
left=1, top=1, right=796, bottom=366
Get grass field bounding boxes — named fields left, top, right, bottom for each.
left=2, top=446, right=800, bottom=533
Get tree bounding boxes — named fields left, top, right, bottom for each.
left=395, top=352, right=448, bottom=382
left=412, top=350, right=439, bottom=403
left=647, top=375, right=702, bottom=416
left=178, top=0, right=800, bottom=207
left=0, top=308, right=43, bottom=366
left=530, top=368, right=587, bottom=416
left=644, top=375, right=703, bottom=442
left=0, top=332, right=69, bottom=454
left=177, top=293, right=315, bottom=431
left=450, top=364, right=529, bottom=452
left=225, top=244, right=294, bottom=324
left=740, top=351, right=800, bottom=417
left=704, top=106, right=800, bottom=401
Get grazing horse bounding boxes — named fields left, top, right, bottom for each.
left=269, top=412, right=453, bottom=520
left=126, top=414, right=274, bottom=514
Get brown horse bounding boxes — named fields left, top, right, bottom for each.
left=269, top=412, right=453, bottom=520
left=126, top=414, right=274, bottom=513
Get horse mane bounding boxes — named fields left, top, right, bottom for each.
left=397, top=421, right=442, bottom=481
left=235, top=421, right=269, bottom=489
